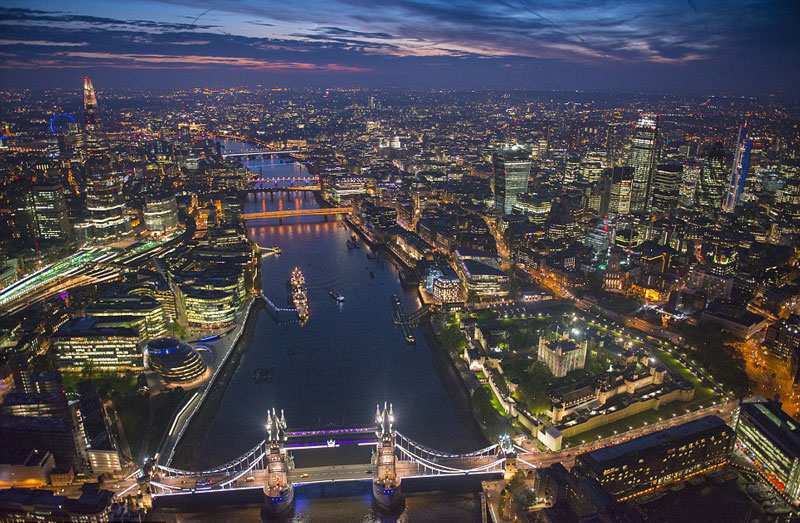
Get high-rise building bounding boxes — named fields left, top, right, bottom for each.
left=492, top=144, right=532, bottom=214
left=696, top=142, right=727, bottom=215
left=143, top=195, right=179, bottom=233
left=84, top=158, right=129, bottom=243
left=83, top=77, right=99, bottom=136
left=723, top=121, right=753, bottom=213
left=30, top=184, right=72, bottom=242
left=732, top=398, right=800, bottom=506
left=605, top=166, right=634, bottom=216
left=650, top=163, right=682, bottom=213
left=627, top=113, right=660, bottom=213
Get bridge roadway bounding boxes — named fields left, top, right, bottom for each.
left=150, top=456, right=506, bottom=493
left=107, top=402, right=736, bottom=499
left=244, top=185, right=320, bottom=192
left=241, top=207, right=352, bottom=221
left=222, top=149, right=298, bottom=158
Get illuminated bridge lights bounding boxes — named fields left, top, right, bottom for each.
left=240, top=207, right=352, bottom=221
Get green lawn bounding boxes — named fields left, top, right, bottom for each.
left=484, top=383, right=509, bottom=417
left=653, top=348, right=717, bottom=400
left=562, top=394, right=723, bottom=447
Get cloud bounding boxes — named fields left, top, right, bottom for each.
left=0, top=1, right=797, bottom=92
left=0, top=39, right=88, bottom=47
left=54, top=51, right=369, bottom=72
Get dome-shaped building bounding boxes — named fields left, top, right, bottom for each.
left=145, top=338, right=207, bottom=384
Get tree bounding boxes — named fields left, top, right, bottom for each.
left=439, top=323, right=468, bottom=354
left=81, top=359, right=97, bottom=379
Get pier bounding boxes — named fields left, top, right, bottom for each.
left=391, top=294, right=416, bottom=344
left=261, top=294, right=297, bottom=322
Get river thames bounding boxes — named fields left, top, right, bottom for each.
left=179, top=140, right=486, bottom=521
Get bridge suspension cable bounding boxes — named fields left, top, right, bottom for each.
left=396, top=445, right=505, bottom=475
left=396, top=432, right=500, bottom=458
left=157, top=439, right=266, bottom=477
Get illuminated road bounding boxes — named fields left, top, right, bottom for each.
left=105, top=402, right=735, bottom=501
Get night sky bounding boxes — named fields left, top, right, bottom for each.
left=1, top=0, right=798, bottom=94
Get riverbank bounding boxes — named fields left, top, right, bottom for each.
left=346, top=216, right=491, bottom=448
left=420, top=316, right=489, bottom=449
left=169, top=298, right=265, bottom=469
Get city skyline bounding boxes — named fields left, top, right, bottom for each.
left=0, top=1, right=799, bottom=94
left=2, top=2, right=800, bottom=520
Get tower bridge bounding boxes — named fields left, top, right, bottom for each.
left=128, top=404, right=528, bottom=514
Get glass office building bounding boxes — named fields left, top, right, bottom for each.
left=732, top=398, right=800, bottom=505
left=493, top=144, right=532, bottom=214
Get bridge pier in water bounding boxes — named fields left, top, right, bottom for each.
left=373, top=403, right=403, bottom=511
left=262, top=408, right=293, bottom=519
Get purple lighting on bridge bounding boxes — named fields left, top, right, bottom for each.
left=285, top=438, right=376, bottom=449
left=286, top=427, right=374, bottom=437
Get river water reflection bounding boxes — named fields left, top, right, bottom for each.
left=190, top=141, right=484, bottom=521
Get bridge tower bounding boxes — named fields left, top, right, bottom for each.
left=261, top=408, right=294, bottom=518
left=372, top=403, right=403, bottom=511
left=499, top=434, right=517, bottom=479
left=136, top=460, right=154, bottom=509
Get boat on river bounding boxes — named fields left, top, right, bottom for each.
left=329, top=291, right=345, bottom=302
left=289, top=268, right=309, bottom=322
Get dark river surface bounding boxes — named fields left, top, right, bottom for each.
left=186, top=139, right=485, bottom=521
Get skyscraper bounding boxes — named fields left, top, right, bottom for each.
left=30, top=184, right=73, bottom=242
left=722, top=121, right=753, bottom=213
left=696, top=142, right=727, bottom=216
left=650, top=163, right=682, bottom=213
left=605, top=166, right=634, bottom=216
left=143, top=195, right=179, bottom=233
left=83, top=77, right=99, bottom=136
left=628, top=113, right=660, bottom=213
left=492, top=144, right=532, bottom=214
left=84, top=158, right=129, bottom=243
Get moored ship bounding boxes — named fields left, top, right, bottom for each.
left=289, top=267, right=309, bottom=322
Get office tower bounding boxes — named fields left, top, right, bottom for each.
left=83, top=77, right=99, bottom=136
left=143, top=195, right=179, bottom=233
left=650, top=163, right=682, bottom=213
left=563, top=153, right=580, bottom=184
left=492, top=144, right=532, bottom=214
left=722, top=121, right=753, bottom=213
left=696, top=141, right=727, bottom=216
left=732, top=398, right=800, bottom=505
left=30, top=184, right=73, bottom=242
left=605, top=166, right=634, bottom=216
left=84, top=158, right=129, bottom=243
left=627, top=113, right=660, bottom=213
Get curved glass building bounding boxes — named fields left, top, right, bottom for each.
left=145, top=338, right=207, bottom=384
